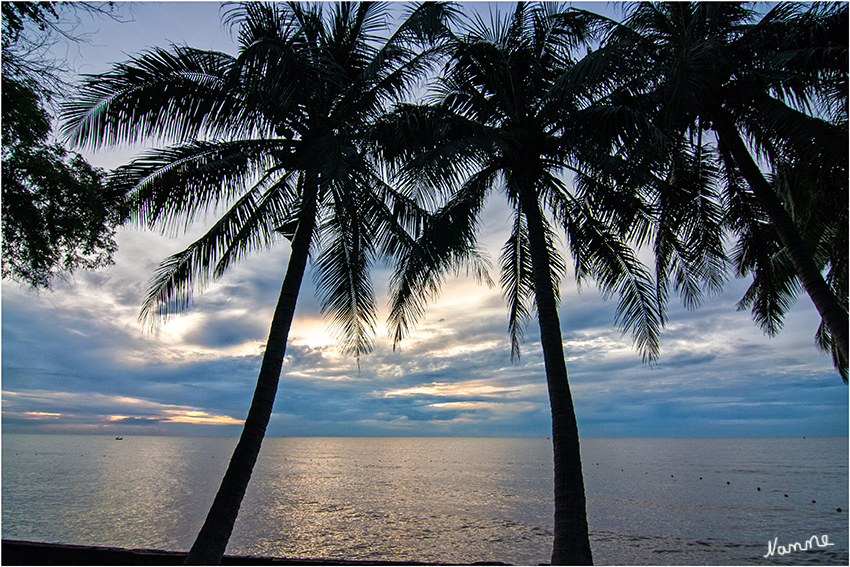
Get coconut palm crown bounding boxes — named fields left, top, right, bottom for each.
left=369, top=3, right=707, bottom=564
left=595, top=1, right=848, bottom=375
left=62, top=2, right=454, bottom=563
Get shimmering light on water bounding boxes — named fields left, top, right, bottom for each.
left=231, top=438, right=554, bottom=564
left=2, top=436, right=847, bottom=565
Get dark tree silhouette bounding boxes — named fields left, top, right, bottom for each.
left=2, top=2, right=127, bottom=288
left=596, top=1, right=848, bottom=374
left=62, top=2, right=453, bottom=563
left=371, top=3, right=691, bottom=563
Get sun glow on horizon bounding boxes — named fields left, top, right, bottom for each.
left=161, top=410, right=243, bottom=425
left=3, top=390, right=244, bottom=427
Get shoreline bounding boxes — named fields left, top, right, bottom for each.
left=1, top=540, right=512, bottom=566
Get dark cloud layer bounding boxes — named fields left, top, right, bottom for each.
left=3, top=259, right=847, bottom=438
left=2, top=2, right=847, bottom=439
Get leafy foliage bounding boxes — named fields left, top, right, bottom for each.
left=2, top=2, right=64, bottom=97
left=2, top=2, right=123, bottom=100
left=592, top=1, right=848, bottom=376
left=1, top=0, right=126, bottom=289
left=63, top=1, right=453, bottom=359
left=380, top=2, right=669, bottom=364
left=62, top=3, right=455, bottom=562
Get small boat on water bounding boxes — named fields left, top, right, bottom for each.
left=115, top=437, right=123, bottom=440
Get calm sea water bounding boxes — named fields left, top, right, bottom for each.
left=2, top=436, right=847, bottom=565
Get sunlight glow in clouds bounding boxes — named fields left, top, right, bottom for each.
left=429, top=340, right=505, bottom=359
left=159, top=410, right=243, bottom=425
left=428, top=401, right=538, bottom=412
left=3, top=391, right=243, bottom=428
left=1, top=2, right=846, bottom=439
left=384, top=380, right=526, bottom=398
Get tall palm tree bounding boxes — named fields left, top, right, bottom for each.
left=62, top=3, right=452, bottom=563
left=728, top=154, right=848, bottom=379
left=371, top=3, right=694, bottom=564
left=598, top=1, right=848, bottom=372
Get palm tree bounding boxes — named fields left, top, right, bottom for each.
left=728, top=154, right=848, bottom=379
left=598, top=1, right=848, bottom=372
left=62, top=2, right=452, bottom=563
left=371, top=4, right=688, bottom=564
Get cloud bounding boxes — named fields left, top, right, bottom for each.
left=1, top=2, right=846, bottom=440
left=4, top=236, right=846, bottom=438
left=1, top=390, right=245, bottom=434
left=383, top=380, right=526, bottom=399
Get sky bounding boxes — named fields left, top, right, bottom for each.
left=2, top=2, right=847, bottom=439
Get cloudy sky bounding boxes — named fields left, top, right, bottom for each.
left=2, top=2, right=847, bottom=439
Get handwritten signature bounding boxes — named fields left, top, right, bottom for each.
left=764, top=535, right=834, bottom=557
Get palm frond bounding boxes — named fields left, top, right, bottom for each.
left=815, top=320, right=849, bottom=382
left=388, top=168, right=495, bottom=348
left=730, top=155, right=847, bottom=353
left=724, top=159, right=795, bottom=337
left=351, top=168, right=429, bottom=260
left=61, top=46, right=243, bottom=149
left=224, top=2, right=301, bottom=49
left=109, top=139, right=294, bottom=234
left=736, top=89, right=847, bottom=176
left=654, top=138, right=728, bottom=310
left=500, top=209, right=534, bottom=362
left=377, top=104, right=492, bottom=209
left=388, top=1, right=458, bottom=47
left=335, top=43, right=439, bottom=128
left=231, top=35, right=315, bottom=130
left=314, top=183, right=378, bottom=359
left=563, top=199, right=663, bottom=363
left=139, top=174, right=295, bottom=327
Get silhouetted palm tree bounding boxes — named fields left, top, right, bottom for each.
left=597, top=1, right=848, bottom=372
left=62, top=2, right=452, bottom=563
left=372, top=4, right=683, bottom=564
left=726, top=153, right=848, bottom=379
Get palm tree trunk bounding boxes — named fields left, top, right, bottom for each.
left=184, top=179, right=320, bottom=565
left=711, top=110, right=849, bottom=367
left=519, top=186, right=593, bottom=566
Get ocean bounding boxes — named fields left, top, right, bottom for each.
left=2, top=435, right=847, bottom=565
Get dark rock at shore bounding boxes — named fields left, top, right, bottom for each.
left=1, top=540, right=510, bottom=566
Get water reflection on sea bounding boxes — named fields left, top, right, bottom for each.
left=2, top=436, right=847, bottom=565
